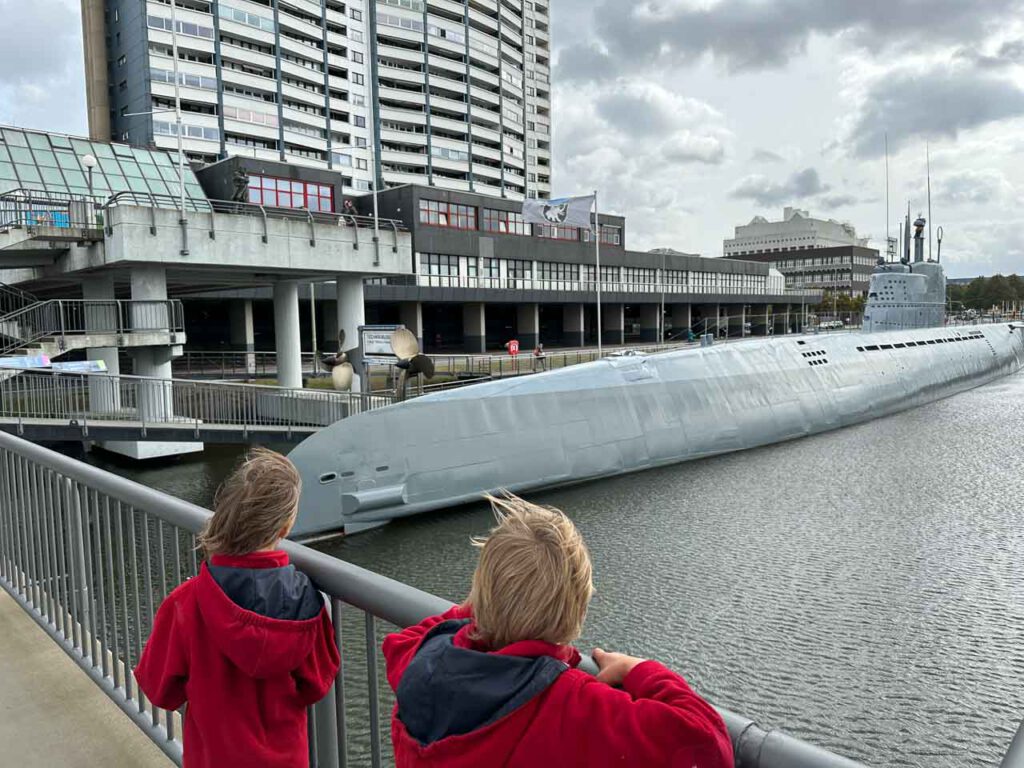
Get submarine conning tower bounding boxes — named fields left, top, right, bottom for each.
left=863, top=214, right=946, bottom=333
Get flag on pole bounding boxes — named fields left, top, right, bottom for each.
left=522, top=195, right=596, bottom=228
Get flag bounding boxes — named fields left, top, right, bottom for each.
left=522, top=195, right=595, bottom=228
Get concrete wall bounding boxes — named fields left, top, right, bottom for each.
left=89, top=205, right=412, bottom=277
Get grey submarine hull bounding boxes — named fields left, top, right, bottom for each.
left=289, top=324, right=1024, bottom=536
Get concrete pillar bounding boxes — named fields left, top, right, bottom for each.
left=335, top=275, right=365, bottom=392
left=563, top=303, right=584, bottom=348
left=516, top=303, right=539, bottom=350
left=638, top=304, right=660, bottom=343
left=129, top=266, right=169, bottom=331
left=602, top=303, right=624, bottom=346
left=229, top=299, right=256, bottom=375
left=82, top=274, right=120, bottom=414
left=462, top=303, right=486, bottom=353
left=671, top=304, right=692, bottom=340
left=399, top=302, right=423, bottom=350
left=274, top=280, right=303, bottom=389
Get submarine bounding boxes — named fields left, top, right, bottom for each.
left=289, top=215, right=1024, bottom=536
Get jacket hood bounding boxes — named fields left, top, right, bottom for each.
left=396, top=619, right=569, bottom=747
left=195, top=551, right=325, bottom=679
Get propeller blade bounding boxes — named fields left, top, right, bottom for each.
left=390, top=328, right=420, bottom=360
left=407, top=354, right=435, bottom=380
left=396, top=368, right=409, bottom=401
left=332, top=362, right=353, bottom=391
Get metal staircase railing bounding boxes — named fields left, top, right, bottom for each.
left=0, top=282, right=39, bottom=317
left=0, top=299, right=186, bottom=357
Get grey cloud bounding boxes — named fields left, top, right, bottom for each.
left=957, top=39, right=1024, bottom=69
left=818, top=194, right=863, bottom=210
left=730, top=167, right=828, bottom=206
left=0, top=1, right=79, bottom=83
left=936, top=169, right=1014, bottom=205
left=751, top=149, right=785, bottom=163
left=558, top=0, right=1022, bottom=80
left=846, top=66, right=1024, bottom=157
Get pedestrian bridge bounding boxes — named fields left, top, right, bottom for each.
left=0, top=368, right=394, bottom=444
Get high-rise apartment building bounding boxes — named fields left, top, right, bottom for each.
left=81, top=0, right=551, bottom=200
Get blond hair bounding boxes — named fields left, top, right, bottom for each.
left=466, top=493, right=593, bottom=649
left=197, top=448, right=301, bottom=557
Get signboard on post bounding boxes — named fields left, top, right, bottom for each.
left=360, top=324, right=405, bottom=365
left=507, top=339, right=520, bottom=356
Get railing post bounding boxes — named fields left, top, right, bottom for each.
left=67, top=477, right=91, bottom=658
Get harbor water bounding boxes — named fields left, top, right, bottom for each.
left=86, top=371, right=1024, bottom=767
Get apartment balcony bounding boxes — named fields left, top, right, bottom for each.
left=470, top=121, right=501, bottom=142
left=382, top=169, right=430, bottom=186
left=432, top=176, right=472, bottom=192
left=146, top=27, right=215, bottom=56
left=282, top=152, right=329, bottom=169
left=469, top=0, right=499, bottom=14
left=472, top=163, right=502, bottom=181
left=474, top=182, right=502, bottom=197
left=327, top=51, right=349, bottom=70
left=468, top=8, right=499, bottom=33
left=380, top=66, right=426, bottom=87
left=427, top=0, right=467, bottom=17
left=222, top=119, right=279, bottom=142
left=430, top=156, right=471, bottom=175
left=431, top=114, right=470, bottom=134
left=469, top=85, right=500, bottom=106
left=380, top=86, right=427, bottom=107
left=468, top=46, right=500, bottom=70
left=280, top=58, right=324, bottom=86
left=427, top=35, right=466, bottom=58
left=381, top=127, right=428, bottom=145
left=277, top=11, right=324, bottom=42
left=217, top=17, right=275, bottom=47
left=471, top=144, right=501, bottom=162
left=221, top=44, right=278, bottom=73
left=431, top=73, right=469, bottom=95
left=281, top=83, right=324, bottom=109
left=278, top=34, right=324, bottom=62
left=283, top=130, right=328, bottom=152
left=381, top=148, right=428, bottom=168
left=150, top=81, right=218, bottom=107
left=380, top=26, right=425, bottom=46
left=225, top=145, right=282, bottom=163
left=325, top=6, right=347, bottom=26
left=380, top=106, right=427, bottom=125
left=429, top=93, right=467, bottom=113
left=282, top=105, right=326, bottom=130
left=379, top=44, right=427, bottom=66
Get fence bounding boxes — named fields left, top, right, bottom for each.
left=0, top=369, right=393, bottom=431
left=0, top=428, right=938, bottom=768
left=0, top=299, right=185, bottom=356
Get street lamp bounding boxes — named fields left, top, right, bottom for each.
left=82, top=154, right=97, bottom=197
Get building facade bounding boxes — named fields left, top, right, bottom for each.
left=724, top=207, right=868, bottom=257
left=723, top=245, right=879, bottom=297
left=83, top=0, right=551, bottom=200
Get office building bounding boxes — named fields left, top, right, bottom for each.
left=81, top=0, right=551, bottom=200
left=724, top=207, right=868, bottom=257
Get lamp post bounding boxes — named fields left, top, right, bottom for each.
left=81, top=153, right=98, bottom=226
left=82, top=154, right=97, bottom=196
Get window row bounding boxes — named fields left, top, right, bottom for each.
left=147, top=15, right=214, bottom=39
left=247, top=174, right=334, bottom=212
left=419, top=199, right=476, bottom=229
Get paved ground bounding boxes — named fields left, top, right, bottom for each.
left=0, top=591, right=172, bottom=767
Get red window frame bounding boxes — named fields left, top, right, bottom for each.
left=418, top=199, right=477, bottom=230
left=247, top=175, right=334, bottom=212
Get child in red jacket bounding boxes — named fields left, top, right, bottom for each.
left=383, top=493, right=734, bottom=768
left=135, top=448, right=340, bottom=768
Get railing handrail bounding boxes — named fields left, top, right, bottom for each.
left=208, top=198, right=408, bottom=231
left=0, top=427, right=871, bottom=768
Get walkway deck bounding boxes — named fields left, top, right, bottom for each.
left=0, top=591, right=171, bottom=767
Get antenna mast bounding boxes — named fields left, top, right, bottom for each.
left=926, top=143, right=933, bottom=261
left=885, top=133, right=890, bottom=260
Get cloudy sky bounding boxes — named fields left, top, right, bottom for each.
left=1, top=0, right=1022, bottom=276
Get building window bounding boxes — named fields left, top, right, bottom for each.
left=624, top=267, right=655, bottom=286
left=117, top=55, right=127, bottom=67
left=350, top=8, right=362, bottom=20
left=536, top=223, right=580, bottom=241
left=468, top=257, right=499, bottom=280
left=600, top=224, right=621, bottom=245
left=507, top=259, right=532, bottom=280
left=354, top=116, right=366, bottom=127
left=418, top=199, right=476, bottom=229
left=482, top=208, right=529, bottom=235
left=248, top=175, right=334, bottom=212
left=352, top=73, right=364, bottom=85
left=538, top=261, right=580, bottom=282
left=420, top=253, right=459, bottom=277
left=352, top=51, right=364, bottom=64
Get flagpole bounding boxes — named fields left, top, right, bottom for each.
left=594, top=189, right=602, bottom=357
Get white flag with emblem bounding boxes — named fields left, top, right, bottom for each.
left=522, top=195, right=595, bottom=228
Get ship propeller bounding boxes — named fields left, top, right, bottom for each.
left=390, top=328, right=435, bottom=400
left=321, top=330, right=355, bottom=392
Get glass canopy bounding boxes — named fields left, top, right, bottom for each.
left=0, top=126, right=210, bottom=211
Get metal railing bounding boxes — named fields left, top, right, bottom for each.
left=0, top=189, right=106, bottom=231
left=0, top=369, right=394, bottom=433
left=0, top=428, right=892, bottom=768
left=0, top=299, right=186, bottom=356
left=0, top=281, right=39, bottom=317
left=368, top=273, right=810, bottom=298
left=169, top=350, right=320, bottom=380
left=209, top=199, right=407, bottom=232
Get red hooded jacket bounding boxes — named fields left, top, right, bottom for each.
left=383, top=606, right=733, bottom=768
left=134, top=550, right=340, bottom=768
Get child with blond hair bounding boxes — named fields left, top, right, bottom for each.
left=383, top=493, right=733, bottom=768
left=135, top=448, right=340, bottom=768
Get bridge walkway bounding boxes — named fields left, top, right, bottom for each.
left=0, top=590, right=170, bottom=767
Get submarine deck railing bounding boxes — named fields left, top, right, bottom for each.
left=1, top=428, right=1018, bottom=768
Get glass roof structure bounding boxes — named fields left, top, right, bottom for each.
left=0, top=126, right=210, bottom=211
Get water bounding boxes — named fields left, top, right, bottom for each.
left=85, top=373, right=1024, bottom=767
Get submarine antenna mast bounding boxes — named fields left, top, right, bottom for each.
left=885, top=133, right=890, bottom=260
left=927, top=143, right=933, bottom=261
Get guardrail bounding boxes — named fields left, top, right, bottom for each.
left=0, top=369, right=393, bottom=431
left=0, top=299, right=185, bottom=356
left=0, top=428, right=886, bottom=768
left=0, top=281, right=39, bottom=317
left=0, top=189, right=106, bottom=230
